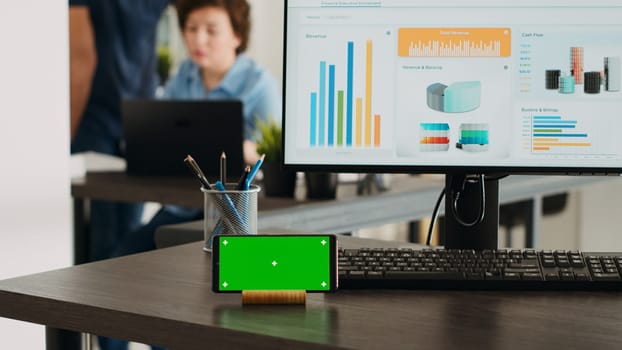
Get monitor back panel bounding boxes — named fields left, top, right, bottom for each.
left=123, top=100, right=244, bottom=179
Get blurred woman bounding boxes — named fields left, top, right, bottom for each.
left=113, top=0, right=280, bottom=268
left=165, top=0, right=280, bottom=163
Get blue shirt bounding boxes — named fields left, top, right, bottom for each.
left=162, top=54, right=281, bottom=141
left=70, top=0, right=172, bottom=155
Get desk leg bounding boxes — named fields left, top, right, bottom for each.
left=529, top=195, right=542, bottom=248
left=73, top=198, right=90, bottom=265
left=408, top=221, right=419, bottom=243
left=523, top=196, right=542, bottom=248
left=83, top=332, right=93, bottom=350
left=45, top=327, right=80, bottom=350
left=45, top=198, right=90, bottom=350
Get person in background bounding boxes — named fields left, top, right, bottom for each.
left=69, top=1, right=173, bottom=349
left=165, top=0, right=280, bottom=162
left=113, top=0, right=281, bottom=254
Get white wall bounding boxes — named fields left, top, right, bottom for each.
left=0, top=1, right=72, bottom=348
left=247, top=0, right=285, bottom=85
left=578, top=180, right=622, bottom=251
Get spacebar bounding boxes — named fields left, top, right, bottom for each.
left=384, top=271, right=464, bottom=280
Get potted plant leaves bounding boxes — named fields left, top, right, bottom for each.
left=255, top=118, right=297, bottom=197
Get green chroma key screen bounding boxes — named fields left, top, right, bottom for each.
left=213, top=235, right=337, bottom=292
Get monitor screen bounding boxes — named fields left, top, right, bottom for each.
left=283, top=0, right=622, bottom=175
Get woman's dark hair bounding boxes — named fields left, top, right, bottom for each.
left=176, top=0, right=251, bottom=54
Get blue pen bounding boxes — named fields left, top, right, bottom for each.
left=213, top=180, right=248, bottom=232
left=244, top=154, right=265, bottom=190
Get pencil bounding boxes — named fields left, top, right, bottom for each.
left=220, top=151, right=227, bottom=184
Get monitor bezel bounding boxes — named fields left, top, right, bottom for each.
left=280, top=0, right=622, bottom=176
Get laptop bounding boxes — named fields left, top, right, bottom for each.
left=122, top=99, right=244, bottom=179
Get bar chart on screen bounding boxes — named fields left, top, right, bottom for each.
left=518, top=104, right=618, bottom=159
left=296, top=27, right=395, bottom=151
left=397, top=27, right=512, bottom=58
left=531, top=115, right=591, bottom=153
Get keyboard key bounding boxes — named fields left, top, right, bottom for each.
left=505, top=268, right=539, bottom=274
left=349, top=271, right=366, bottom=278
left=385, top=271, right=464, bottom=280
left=560, top=272, right=575, bottom=280
left=522, top=273, right=542, bottom=281
left=484, top=271, right=502, bottom=280
left=509, top=260, right=538, bottom=268
left=571, top=259, right=585, bottom=267
left=367, top=271, right=383, bottom=278
left=466, top=272, right=484, bottom=280
left=592, top=273, right=620, bottom=281
left=503, top=272, right=521, bottom=280
left=545, top=273, right=560, bottom=281
left=542, top=259, right=556, bottom=267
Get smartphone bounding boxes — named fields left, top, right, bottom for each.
left=212, top=234, right=338, bottom=292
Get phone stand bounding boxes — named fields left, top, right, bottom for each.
left=241, top=290, right=306, bottom=305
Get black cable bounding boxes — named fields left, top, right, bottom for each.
left=450, top=174, right=486, bottom=227
left=426, top=187, right=445, bottom=246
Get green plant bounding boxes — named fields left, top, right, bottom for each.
left=157, top=45, right=172, bottom=83
left=255, top=118, right=282, bottom=163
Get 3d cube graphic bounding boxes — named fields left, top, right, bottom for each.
left=559, top=75, right=575, bottom=94
left=419, top=123, right=450, bottom=152
left=456, top=123, right=489, bottom=152
left=426, top=81, right=481, bottom=113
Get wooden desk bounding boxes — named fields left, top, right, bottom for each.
left=2, top=237, right=622, bottom=350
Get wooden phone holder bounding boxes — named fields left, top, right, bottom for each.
left=241, top=290, right=307, bottom=305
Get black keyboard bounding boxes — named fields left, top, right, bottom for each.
left=338, top=248, right=622, bottom=290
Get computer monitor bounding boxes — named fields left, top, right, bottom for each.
left=282, top=0, right=622, bottom=249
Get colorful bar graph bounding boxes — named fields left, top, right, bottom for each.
left=355, top=97, right=362, bottom=146
left=319, top=61, right=326, bottom=145
left=374, top=114, right=381, bottom=147
left=346, top=41, right=354, bottom=146
left=310, top=93, right=317, bottom=146
left=534, top=133, right=588, bottom=137
left=398, top=27, right=511, bottom=57
left=308, top=39, right=382, bottom=148
left=365, top=40, right=372, bottom=146
left=532, top=115, right=591, bottom=152
left=533, top=125, right=576, bottom=128
left=328, top=65, right=335, bottom=146
left=337, top=91, right=344, bottom=146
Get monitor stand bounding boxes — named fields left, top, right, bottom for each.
left=444, top=173, right=500, bottom=250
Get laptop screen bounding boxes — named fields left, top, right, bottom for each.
left=122, top=99, right=244, bottom=179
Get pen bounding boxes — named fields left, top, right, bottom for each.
left=212, top=167, right=250, bottom=235
left=236, top=165, right=251, bottom=190
left=220, top=151, right=227, bottom=184
left=244, top=154, right=265, bottom=190
left=184, top=155, right=211, bottom=189
left=214, top=180, right=248, bottom=232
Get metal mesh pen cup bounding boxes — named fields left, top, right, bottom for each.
left=202, top=184, right=260, bottom=252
